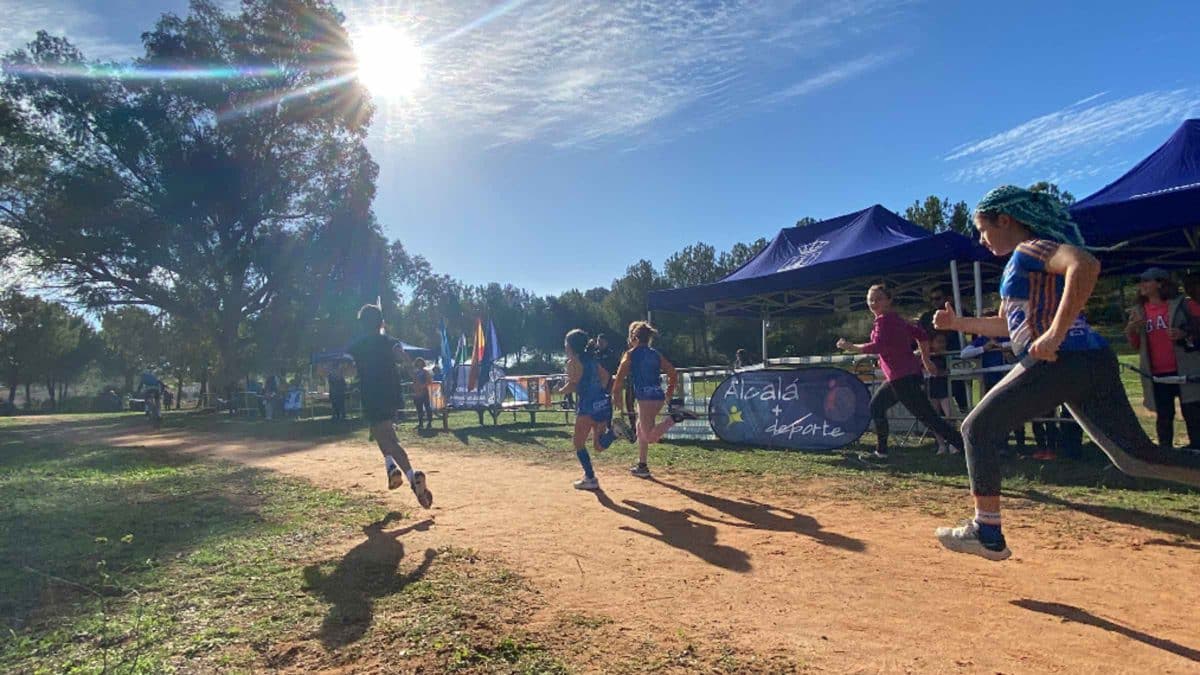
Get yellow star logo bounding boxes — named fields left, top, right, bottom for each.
left=727, top=405, right=743, bottom=427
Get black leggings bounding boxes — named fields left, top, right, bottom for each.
left=870, top=375, right=963, bottom=454
left=963, top=348, right=1200, bottom=496
left=1150, top=375, right=1200, bottom=450
left=414, top=395, right=433, bottom=427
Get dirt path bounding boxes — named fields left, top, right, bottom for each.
left=56, top=421, right=1200, bottom=673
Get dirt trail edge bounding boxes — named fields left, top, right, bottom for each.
left=63, top=423, right=1200, bottom=673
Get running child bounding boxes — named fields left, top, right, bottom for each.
left=558, top=329, right=616, bottom=490
left=347, top=304, right=433, bottom=508
left=837, top=284, right=963, bottom=460
left=933, top=185, right=1200, bottom=560
left=611, top=321, right=698, bottom=479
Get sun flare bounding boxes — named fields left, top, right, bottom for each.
left=352, top=25, right=425, bottom=100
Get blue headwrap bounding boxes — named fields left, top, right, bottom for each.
left=974, top=185, right=1085, bottom=246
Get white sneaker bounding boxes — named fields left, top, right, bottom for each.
left=936, top=446, right=949, bottom=455
left=629, top=463, right=652, bottom=478
left=386, top=462, right=403, bottom=490
left=935, top=520, right=1011, bottom=561
left=410, top=471, right=433, bottom=508
left=573, top=476, right=599, bottom=491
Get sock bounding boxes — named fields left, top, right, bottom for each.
left=974, top=509, right=1003, bottom=546
left=405, top=468, right=416, bottom=483
left=384, top=455, right=398, bottom=471
left=575, top=448, right=595, bottom=479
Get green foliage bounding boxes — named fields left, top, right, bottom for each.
left=0, top=291, right=97, bottom=407
left=0, top=0, right=382, bottom=384
left=904, top=195, right=972, bottom=234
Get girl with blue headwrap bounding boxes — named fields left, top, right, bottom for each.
left=931, top=185, right=1200, bottom=561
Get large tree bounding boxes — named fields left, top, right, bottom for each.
left=100, top=307, right=167, bottom=393
left=0, top=0, right=378, bottom=385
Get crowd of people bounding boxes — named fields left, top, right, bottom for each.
left=833, top=185, right=1200, bottom=560
left=140, top=183, right=1200, bottom=565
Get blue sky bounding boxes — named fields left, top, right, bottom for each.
left=4, top=0, right=1199, bottom=295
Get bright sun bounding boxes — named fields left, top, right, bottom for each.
left=353, top=25, right=425, bottom=100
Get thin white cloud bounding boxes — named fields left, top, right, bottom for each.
left=346, top=0, right=911, bottom=148
left=0, top=0, right=138, bottom=60
left=944, top=89, right=1200, bottom=183
left=756, top=51, right=900, bottom=107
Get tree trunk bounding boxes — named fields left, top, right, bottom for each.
left=7, top=382, right=15, bottom=405
left=60, top=381, right=68, bottom=403
left=24, top=382, right=31, bottom=409
left=46, top=378, right=56, bottom=410
left=176, top=374, right=184, bottom=410
left=199, top=369, right=208, bottom=409
left=124, top=371, right=134, bottom=394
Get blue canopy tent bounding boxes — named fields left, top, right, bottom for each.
left=1071, top=119, right=1200, bottom=276
left=647, top=205, right=993, bottom=360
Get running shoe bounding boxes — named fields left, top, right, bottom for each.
left=630, top=463, right=652, bottom=478
left=598, top=426, right=616, bottom=450
left=410, top=470, right=434, bottom=508
left=668, top=399, right=698, bottom=423
left=612, top=417, right=635, bottom=443
left=935, top=520, right=1011, bottom=561
left=573, top=476, right=600, bottom=491
left=387, top=463, right=404, bottom=490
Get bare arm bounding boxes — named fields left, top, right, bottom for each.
left=915, top=339, right=936, bottom=374
left=934, top=303, right=1009, bottom=337
left=610, top=352, right=632, bottom=406
left=661, top=356, right=678, bottom=401
left=1030, top=244, right=1101, bottom=360
left=558, top=359, right=581, bottom=395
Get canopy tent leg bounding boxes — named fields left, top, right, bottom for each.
left=973, top=261, right=984, bottom=317
left=950, top=261, right=966, bottom=347
left=761, top=315, right=769, bottom=365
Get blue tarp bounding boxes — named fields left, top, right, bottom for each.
left=648, top=204, right=991, bottom=316
left=1071, top=119, right=1200, bottom=274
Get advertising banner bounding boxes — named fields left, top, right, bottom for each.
left=708, top=368, right=870, bottom=450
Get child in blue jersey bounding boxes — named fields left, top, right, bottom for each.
left=933, top=185, right=1200, bottom=561
left=558, top=329, right=616, bottom=491
left=611, top=321, right=698, bottom=478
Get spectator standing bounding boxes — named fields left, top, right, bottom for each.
left=328, top=365, right=347, bottom=421
left=1126, top=267, right=1200, bottom=451
left=919, top=285, right=971, bottom=412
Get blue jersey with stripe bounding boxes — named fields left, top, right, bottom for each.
left=1000, top=239, right=1107, bottom=356
left=576, top=355, right=612, bottom=421
left=628, top=346, right=666, bottom=400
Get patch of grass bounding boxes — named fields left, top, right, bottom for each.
left=0, top=429, right=589, bottom=673
left=0, top=438, right=389, bottom=673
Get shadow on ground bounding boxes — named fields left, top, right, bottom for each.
left=1011, top=599, right=1200, bottom=662
left=302, top=514, right=436, bottom=648
left=593, top=490, right=752, bottom=572
left=650, top=477, right=866, bottom=552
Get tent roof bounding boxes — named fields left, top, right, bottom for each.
left=648, top=204, right=992, bottom=317
left=1071, top=119, right=1200, bottom=275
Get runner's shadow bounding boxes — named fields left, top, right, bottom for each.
left=1016, top=489, right=1200, bottom=542
left=649, top=478, right=866, bottom=553
left=593, top=491, right=751, bottom=572
left=1011, top=599, right=1200, bottom=662
left=302, top=513, right=436, bottom=648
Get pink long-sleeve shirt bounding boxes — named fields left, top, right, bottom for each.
left=859, top=312, right=928, bottom=382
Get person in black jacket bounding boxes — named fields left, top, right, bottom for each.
left=348, top=304, right=433, bottom=509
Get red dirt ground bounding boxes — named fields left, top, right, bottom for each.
left=54, top=421, right=1200, bottom=673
